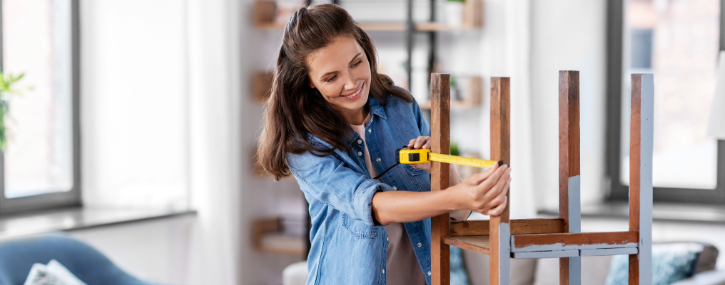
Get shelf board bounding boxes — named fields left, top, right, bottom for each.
left=258, top=233, right=306, bottom=255
left=419, top=100, right=479, bottom=110
left=253, top=22, right=478, bottom=32
left=253, top=217, right=306, bottom=255
left=415, top=23, right=479, bottom=31
left=444, top=235, right=490, bottom=255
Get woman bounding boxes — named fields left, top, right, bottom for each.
left=257, top=4, right=511, bottom=285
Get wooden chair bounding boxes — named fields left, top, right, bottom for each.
left=428, top=72, right=653, bottom=285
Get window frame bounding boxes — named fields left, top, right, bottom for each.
left=0, top=0, right=82, bottom=214
left=605, top=0, right=725, bottom=204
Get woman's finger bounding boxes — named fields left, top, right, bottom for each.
left=482, top=167, right=511, bottom=201
left=485, top=177, right=510, bottom=209
left=422, top=137, right=431, bottom=149
left=467, top=163, right=499, bottom=185
left=486, top=196, right=507, bottom=216
left=414, top=136, right=426, bottom=148
left=408, top=139, right=417, bottom=148
left=477, top=164, right=508, bottom=190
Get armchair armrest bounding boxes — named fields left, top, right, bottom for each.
left=672, top=270, right=725, bottom=285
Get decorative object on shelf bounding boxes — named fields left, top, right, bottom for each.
left=275, top=0, right=306, bottom=25
left=708, top=50, right=725, bottom=139
left=462, top=0, right=483, bottom=28
left=450, top=142, right=484, bottom=180
left=450, top=77, right=462, bottom=101
left=253, top=0, right=277, bottom=27
left=419, top=76, right=482, bottom=110
left=450, top=141, right=460, bottom=156
left=444, top=0, right=465, bottom=27
left=0, top=72, right=32, bottom=151
left=253, top=71, right=274, bottom=103
left=252, top=0, right=483, bottom=31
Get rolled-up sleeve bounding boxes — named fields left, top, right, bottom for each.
left=287, top=151, right=392, bottom=226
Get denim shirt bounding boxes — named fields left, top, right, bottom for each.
left=287, top=95, right=432, bottom=285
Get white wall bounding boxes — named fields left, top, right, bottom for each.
left=68, top=217, right=194, bottom=284
left=80, top=0, right=190, bottom=209
left=530, top=0, right=608, bottom=207
left=80, top=0, right=307, bottom=283
left=79, top=0, right=254, bottom=284
left=79, top=0, right=196, bottom=282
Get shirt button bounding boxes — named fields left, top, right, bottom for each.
left=427, top=271, right=431, bottom=276
left=392, top=186, right=397, bottom=190
left=376, top=158, right=381, bottom=162
left=368, top=129, right=371, bottom=133
left=382, top=269, right=386, bottom=274
left=417, top=242, right=422, bottom=247
left=357, top=151, right=362, bottom=156
left=357, top=139, right=362, bottom=144
left=386, top=237, right=389, bottom=241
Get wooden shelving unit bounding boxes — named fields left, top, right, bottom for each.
left=255, top=21, right=481, bottom=32
left=253, top=0, right=483, bottom=32
left=253, top=217, right=306, bottom=255
left=252, top=0, right=484, bottom=105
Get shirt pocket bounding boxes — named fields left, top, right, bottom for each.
left=341, top=213, right=380, bottom=239
left=404, top=164, right=428, bottom=176
left=403, top=165, right=430, bottom=192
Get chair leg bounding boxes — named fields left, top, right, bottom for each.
left=628, top=74, right=653, bottom=285
left=489, top=77, right=511, bottom=285
left=558, top=71, right=581, bottom=285
left=430, top=73, right=451, bottom=285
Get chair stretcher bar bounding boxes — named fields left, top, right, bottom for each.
left=510, top=231, right=639, bottom=252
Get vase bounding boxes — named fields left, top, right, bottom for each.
left=445, top=1, right=464, bottom=27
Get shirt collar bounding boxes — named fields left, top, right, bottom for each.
left=342, top=96, right=387, bottom=146
left=368, top=96, right=387, bottom=120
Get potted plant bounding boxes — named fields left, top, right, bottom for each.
left=0, top=73, right=31, bottom=150
left=445, top=0, right=465, bottom=27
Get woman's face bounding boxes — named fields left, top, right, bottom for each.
left=306, top=36, right=371, bottom=122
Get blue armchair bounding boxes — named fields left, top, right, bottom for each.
left=0, top=235, right=154, bottom=285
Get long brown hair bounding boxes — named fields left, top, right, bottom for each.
left=257, top=4, right=412, bottom=180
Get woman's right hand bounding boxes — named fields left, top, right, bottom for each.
left=452, top=163, right=511, bottom=216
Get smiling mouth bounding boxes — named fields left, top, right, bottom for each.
left=342, top=83, right=364, bottom=99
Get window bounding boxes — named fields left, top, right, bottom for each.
left=606, top=0, right=725, bottom=203
left=0, top=0, right=80, bottom=213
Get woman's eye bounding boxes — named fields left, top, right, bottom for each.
left=326, top=76, right=336, bottom=82
left=353, top=60, right=362, bottom=67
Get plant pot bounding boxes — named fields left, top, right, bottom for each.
left=445, top=1, right=465, bottom=27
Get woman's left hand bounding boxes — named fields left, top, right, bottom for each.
left=408, top=136, right=431, bottom=173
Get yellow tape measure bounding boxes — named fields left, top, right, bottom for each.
left=395, top=147, right=501, bottom=168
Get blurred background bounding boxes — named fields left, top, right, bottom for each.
left=1, top=0, right=725, bottom=284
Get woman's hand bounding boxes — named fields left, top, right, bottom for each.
left=408, top=136, right=431, bottom=173
left=452, top=162, right=511, bottom=216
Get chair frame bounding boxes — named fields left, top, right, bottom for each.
left=429, top=72, right=653, bottom=285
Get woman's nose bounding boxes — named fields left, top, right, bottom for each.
left=343, top=71, right=357, bottom=90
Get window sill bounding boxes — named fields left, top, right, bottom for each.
left=537, top=202, right=725, bottom=224
left=0, top=206, right=197, bottom=240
